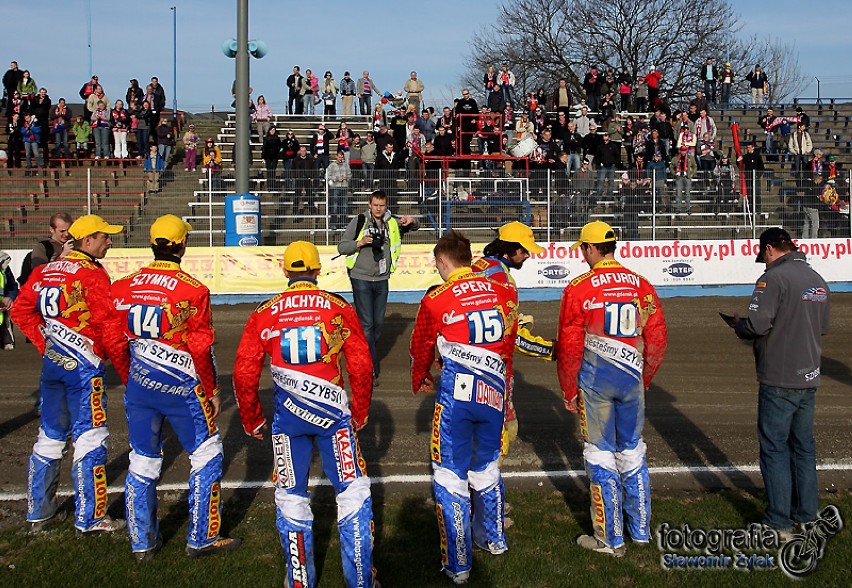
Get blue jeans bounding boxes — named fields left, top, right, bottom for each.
left=93, top=127, right=110, bottom=158
left=158, top=144, right=172, bottom=164
left=350, top=277, right=388, bottom=377
left=136, top=129, right=149, bottom=157
left=359, top=95, right=372, bottom=115
left=758, top=384, right=818, bottom=530
left=596, top=166, right=615, bottom=198
left=302, top=94, right=315, bottom=115
left=567, top=153, right=582, bottom=173
left=53, top=129, right=70, bottom=158
left=329, top=186, right=348, bottom=229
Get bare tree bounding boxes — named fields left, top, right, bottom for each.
left=465, top=0, right=804, bottom=108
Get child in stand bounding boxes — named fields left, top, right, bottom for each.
left=182, top=124, right=199, bottom=172
left=71, top=115, right=91, bottom=159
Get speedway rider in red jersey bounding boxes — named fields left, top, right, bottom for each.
left=112, top=215, right=240, bottom=561
left=471, top=221, right=553, bottom=462
left=12, top=214, right=129, bottom=534
left=410, top=230, right=518, bottom=584
left=556, top=221, right=667, bottom=557
left=233, top=241, right=379, bottom=588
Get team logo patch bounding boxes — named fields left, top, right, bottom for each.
left=195, top=385, right=217, bottom=435
left=431, top=403, right=444, bottom=463
left=272, top=434, right=295, bottom=489
left=801, top=287, right=828, bottom=303
left=335, top=428, right=357, bottom=482
left=475, top=380, right=504, bottom=411
left=577, top=391, right=588, bottom=441
left=90, top=378, right=106, bottom=427
left=92, top=465, right=107, bottom=519
left=207, top=482, right=221, bottom=539
left=287, top=530, right=309, bottom=588
left=436, top=503, right=449, bottom=566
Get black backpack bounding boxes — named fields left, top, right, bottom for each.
left=17, top=239, right=54, bottom=286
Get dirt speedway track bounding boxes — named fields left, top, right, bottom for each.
left=1, top=294, right=851, bottom=513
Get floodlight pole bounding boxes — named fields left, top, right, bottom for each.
left=235, top=0, right=250, bottom=195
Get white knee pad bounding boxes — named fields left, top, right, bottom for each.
left=33, top=428, right=67, bottom=460
left=433, top=465, right=468, bottom=498
left=275, top=490, right=313, bottom=522
left=615, top=440, right=647, bottom=475
left=468, top=459, right=500, bottom=492
left=128, top=450, right=163, bottom=481
left=189, top=435, right=223, bottom=473
left=584, top=442, right=618, bottom=473
left=73, top=427, right=109, bottom=464
left=336, top=476, right=371, bottom=521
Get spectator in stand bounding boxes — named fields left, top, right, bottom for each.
left=594, top=132, right=621, bottom=202
left=374, top=123, right=395, bottom=152
left=456, top=89, right=479, bottom=152
left=149, top=76, right=166, bottom=127
left=71, top=115, right=90, bottom=159
left=281, top=129, right=299, bottom=189
left=686, top=103, right=700, bottom=123
left=336, top=120, right=352, bottom=163
left=690, top=91, right=708, bottom=115
left=301, top=69, right=317, bottom=115
left=739, top=142, right=766, bottom=207
left=416, top=108, right=436, bottom=143
left=326, top=150, right=351, bottom=229
left=620, top=172, right=641, bottom=241
left=484, top=65, right=498, bottom=95
left=551, top=77, right=573, bottom=117
left=309, top=123, right=333, bottom=171
left=745, top=65, right=768, bottom=106
left=125, top=79, right=143, bottom=108
left=131, top=100, right=153, bottom=159
left=87, top=85, right=109, bottom=126
left=599, top=70, right=617, bottom=106
left=694, top=108, right=717, bottom=142
left=51, top=98, right=72, bottom=159
left=339, top=71, right=356, bottom=116
left=432, top=124, right=454, bottom=157
left=404, top=71, right=425, bottom=113
left=713, top=154, right=738, bottom=213
left=645, top=66, right=662, bottom=109
left=801, top=173, right=824, bottom=239
left=552, top=110, right=571, bottom=144
left=110, top=100, right=130, bottom=159
left=79, top=75, right=99, bottom=121
left=575, top=105, right=592, bottom=137
left=499, top=63, right=516, bottom=110
left=28, top=88, right=52, bottom=156
left=3, top=61, right=22, bottom=107
left=719, top=62, right=734, bottom=105
left=671, top=145, right=697, bottom=213
left=17, top=70, right=37, bottom=100
left=22, top=113, right=44, bottom=171
left=6, top=90, right=24, bottom=122
left=701, top=58, right=719, bottom=104
left=182, top=123, right=200, bottom=172
left=202, top=138, right=223, bottom=192
left=91, top=100, right=111, bottom=160
left=647, top=150, right=669, bottom=209
left=531, top=106, right=547, bottom=137
left=6, top=113, right=23, bottom=168
left=350, top=133, right=362, bottom=166
left=676, top=116, right=697, bottom=153
left=320, top=71, right=338, bottom=116
left=357, top=70, right=379, bottom=116
left=598, top=92, right=616, bottom=132
left=759, top=107, right=778, bottom=157
left=582, top=65, right=601, bottom=112
left=375, top=141, right=404, bottom=207
left=155, top=117, right=175, bottom=164
left=583, top=121, right=602, bottom=166
left=371, top=103, right=387, bottom=133
left=789, top=122, right=813, bottom=180
left=360, top=131, right=377, bottom=186
left=563, top=121, right=583, bottom=172
left=618, top=67, right=633, bottom=112
left=286, top=66, right=303, bottom=115
left=634, top=76, right=648, bottom=113
left=144, top=144, right=166, bottom=192
left=292, top=145, right=315, bottom=220
left=622, top=115, right=636, bottom=166
left=697, top=132, right=717, bottom=183
left=261, top=126, right=281, bottom=185
left=574, top=157, right=596, bottom=213
left=252, top=95, right=273, bottom=140
left=795, top=106, right=810, bottom=129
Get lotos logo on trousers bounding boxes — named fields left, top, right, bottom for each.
left=90, top=377, right=106, bottom=427
left=287, top=530, right=309, bottom=588
left=436, top=504, right=449, bottom=566
left=431, top=404, right=443, bottom=463
left=195, top=385, right=217, bottom=435
left=207, top=482, right=221, bottom=539
left=93, top=465, right=108, bottom=519
left=335, top=428, right=357, bottom=482
left=591, top=483, right=606, bottom=538
left=577, top=390, right=588, bottom=441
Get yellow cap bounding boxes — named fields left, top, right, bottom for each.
left=150, top=214, right=192, bottom=245
left=498, top=221, right=544, bottom=254
left=283, top=241, right=322, bottom=272
left=570, top=220, right=617, bottom=250
left=68, top=214, right=124, bottom=240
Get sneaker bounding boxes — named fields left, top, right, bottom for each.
left=28, top=509, right=68, bottom=534
left=576, top=534, right=626, bottom=557
left=76, top=515, right=126, bottom=535
left=444, top=569, right=470, bottom=585
left=134, top=534, right=163, bottom=562
left=373, top=375, right=380, bottom=388
left=3, top=344, right=13, bottom=350
left=473, top=539, right=508, bottom=555
left=185, top=536, right=242, bottom=558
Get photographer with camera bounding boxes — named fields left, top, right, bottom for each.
left=338, top=190, right=419, bottom=387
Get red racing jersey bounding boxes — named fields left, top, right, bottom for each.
left=233, top=279, right=373, bottom=434
left=556, top=259, right=667, bottom=405
left=410, top=267, right=518, bottom=392
left=112, top=259, right=219, bottom=399
left=11, top=250, right=129, bottom=382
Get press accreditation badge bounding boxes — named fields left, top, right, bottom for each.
left=378, top=257, right=387, bottom=275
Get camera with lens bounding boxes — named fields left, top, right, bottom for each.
left=368, top=226, right=385, bottom=250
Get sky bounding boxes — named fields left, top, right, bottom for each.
left=4, top=1, right=852, bottom=114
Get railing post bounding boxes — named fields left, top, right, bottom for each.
left=546, top=169, right=552, bottom=243
left=651, top=170, right=657, bottom=241
left=208, top=167, right=214, bottom=247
